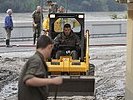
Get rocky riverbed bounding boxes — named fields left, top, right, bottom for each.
left=0, top=46, right=126, bottom=100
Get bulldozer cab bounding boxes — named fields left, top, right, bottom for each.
left=48, top=13, right=85, bottom=61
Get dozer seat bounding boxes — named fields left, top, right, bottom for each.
left=52, top=44, right=81, bottom=59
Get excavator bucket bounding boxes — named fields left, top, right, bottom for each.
left=49, top=76, right=95, bottom=96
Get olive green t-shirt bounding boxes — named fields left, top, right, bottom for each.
left=32, top=11, right=43, bottom=24
left=18, top=51, right=48, bottom=100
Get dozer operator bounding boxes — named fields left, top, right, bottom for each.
left=54, top=23, right=81, bottom=60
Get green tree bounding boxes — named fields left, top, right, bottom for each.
left=107, top=0, right=127, bottom=11
left=0, top=0, right=127, bottom=13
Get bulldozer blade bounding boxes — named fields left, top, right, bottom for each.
left=49, top=76, right=95, bottom=96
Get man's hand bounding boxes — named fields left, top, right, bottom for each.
left=25, top=76, right=63, bottom=87
left=43, top=29, right=49, bottom=35
left=43, top=29, right=49, bottom=32
left=33, top=23, right=37, bottom=28
left=51, top=77, right=63, bottom=85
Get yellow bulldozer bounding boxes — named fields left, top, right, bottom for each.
left=46, top=13, right=95, bottom=97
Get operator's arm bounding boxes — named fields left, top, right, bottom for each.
left=75, top=34, right=81, bottom=46
left=54, top=34, right=62, bottom=46
left=43, top=17, right=49, bottom=31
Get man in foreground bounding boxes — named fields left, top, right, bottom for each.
left=18, top=35, right=63, bottom=100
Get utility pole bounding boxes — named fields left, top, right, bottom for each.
left=115, top=0, right=133, bottom=100
left=125, top=1, right=133, bottom=100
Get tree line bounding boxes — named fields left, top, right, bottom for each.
left=0, top=0, right=127, bottom=13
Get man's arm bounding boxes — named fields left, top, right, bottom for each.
left=43, top=17, right=49, bottom=31
left=75, top=34, right=81, bottom=46
left=25, top=76, right=62, bottom=87
left=4, top=16, right=8, bottom=28
left=32, top=11, right=36, bottom=25
left=23, top=57, right=63, bottom=87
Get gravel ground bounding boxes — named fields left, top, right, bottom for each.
left=90, top=46, right=126, bottom=100
left=0, top=46, right=126, bottom=100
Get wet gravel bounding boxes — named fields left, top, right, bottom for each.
left=0, top=46, right=126, bottom=100
left=90, top=46, right=126, bottom=100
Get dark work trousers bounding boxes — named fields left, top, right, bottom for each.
left=5, top=28, right=12, bottom=47
left=33, top=24, right=41, bottom=44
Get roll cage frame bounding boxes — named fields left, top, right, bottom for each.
left=48, top=13, right=85, bottom=61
